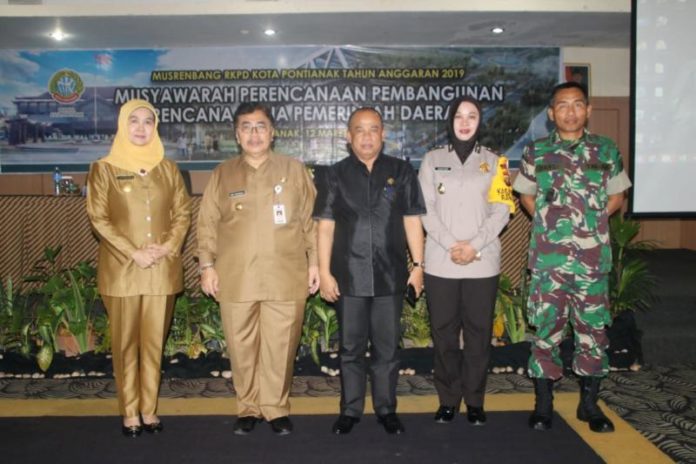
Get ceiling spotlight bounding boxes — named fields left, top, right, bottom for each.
left=264, top=28, right=276, bottom=36
left=491, top=27, right=505, bottom=34
left=49, top=29, right=66, bottom=41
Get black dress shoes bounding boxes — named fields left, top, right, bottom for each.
left=233, top=416, right=261, bottom=435
left=434, top=406, right=457, bottom=423
left=143, top=420, right=164, bottom=434
left=528, top=412, right=553, bottom=431
left=332, top=415, right=360, bottom=434
left=269, top=416, right=293, bottom=435
left=121, top=424, right=142, bottom=438
left=466, top=406, right=487, bottom=426
left=377, top=413, right=405, bottom=434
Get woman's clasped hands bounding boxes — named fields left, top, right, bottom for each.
left=132, top=244, right=170, bottom=269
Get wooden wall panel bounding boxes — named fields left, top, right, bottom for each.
left=0, top=172, right=88, bottom=195
left=681, top=221, right=696, bottom=250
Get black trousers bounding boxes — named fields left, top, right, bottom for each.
left=424, top=273, right=499, bottom=408
left=336, top=294, right=402, bottom=418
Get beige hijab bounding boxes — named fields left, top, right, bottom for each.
left=102, top=99, right=164, bottom=173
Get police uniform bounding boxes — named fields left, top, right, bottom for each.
left=418, top=144, right=511, bottom=409
left=197, top=152, right=317, bottom=420
left=513, top=129, right=632, bottom=379
left=313, top=153, right=426, bottom=419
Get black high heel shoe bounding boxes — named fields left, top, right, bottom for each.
left=143, top=421, right=164, bottom=434
left=121, top=424, right=143, bottom=438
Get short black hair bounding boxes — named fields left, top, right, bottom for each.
left=549, top=81, right=589, bottom=106
left=347, top=106, right=383, bottom=127
left=233, top=102, right=275, bottom=127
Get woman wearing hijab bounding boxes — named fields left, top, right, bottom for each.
left=418, top=96, right=514, bottom=426
left=86, top=99, right=191, bottom=438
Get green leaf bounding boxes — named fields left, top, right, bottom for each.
left=37, top=345, right=54, bottom=372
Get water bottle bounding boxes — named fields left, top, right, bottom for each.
left=52, top=166, right=62, bottom=196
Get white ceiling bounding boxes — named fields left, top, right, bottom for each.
left=0, top=0, right=632, bottom=50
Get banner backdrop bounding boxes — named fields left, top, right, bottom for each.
left=0, top=46, right=559, bottom=171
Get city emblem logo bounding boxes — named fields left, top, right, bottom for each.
left=48, top=69, right=85, bottom=104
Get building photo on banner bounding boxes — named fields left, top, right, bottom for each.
left=0, top=46, right=559, bottom=172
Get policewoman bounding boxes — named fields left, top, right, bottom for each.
left=418, top=96, right=514, bottom=426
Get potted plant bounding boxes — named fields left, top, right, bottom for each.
left=299, top=293, right=338, bottom=366
left=23, top=246, right=100, bottom=370
left=493, top=273, right=528, bottom=345
left=401, top=291, right=432, bottom=348
left=0, top=277, right=24, bottom=353
left=606, top=215, right=658, bottom=369
left=164, top=291, right=226, bottom=359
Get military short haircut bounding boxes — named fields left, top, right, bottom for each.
left=234, top=102, right=275, bottom=127
left=549, top=81, right=589, bottom=106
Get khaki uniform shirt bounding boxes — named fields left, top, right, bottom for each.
left=86, top=159, right=192, bottom=297
left=418, top=145, right=511, bottom=279
left=197, top=153, right=317, bottom=302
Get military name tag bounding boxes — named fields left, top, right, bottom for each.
left=584, top=163, right=611, bottom=171
left=434, top=167, right=451, bottom=171
left=537, top=164, right=561, bottom=172
left=229, top=190, right=246, bottom=198
left=273, top=204, right=287, bottom=224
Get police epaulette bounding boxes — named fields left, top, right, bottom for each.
left=479, top=145, right=500, bottom=156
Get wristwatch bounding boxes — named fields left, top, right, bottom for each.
left=412, top=261, right=424, bottom=269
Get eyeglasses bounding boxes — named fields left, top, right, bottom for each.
left=238, top=123, right=270, bottom=134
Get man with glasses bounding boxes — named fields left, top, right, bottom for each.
left=197, top=102, right=319, bottom=435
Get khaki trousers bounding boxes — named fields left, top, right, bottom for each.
left=219, top=300, right=305, bottom=421
left=102, top=295, right=174, bottom=419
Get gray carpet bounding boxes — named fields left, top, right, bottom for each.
left=635, top=249, right=696, bottom=365
left=0, top=413, right=603, bottom=464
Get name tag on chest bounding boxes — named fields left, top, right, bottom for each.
left=273, top=204, right=287, bottom=224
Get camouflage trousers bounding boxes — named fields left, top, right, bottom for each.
left=527, top=271, right=612, bottom=379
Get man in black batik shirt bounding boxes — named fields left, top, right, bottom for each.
left=314, top=107, right=426, bottom=435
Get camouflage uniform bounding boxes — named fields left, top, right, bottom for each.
left=513, top=129, right=632, bottom=380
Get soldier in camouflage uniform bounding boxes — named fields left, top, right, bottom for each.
left=513, top=82, right=632, bottom=433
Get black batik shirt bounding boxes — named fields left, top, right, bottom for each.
left=313, top=153, right=426, bottom=297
